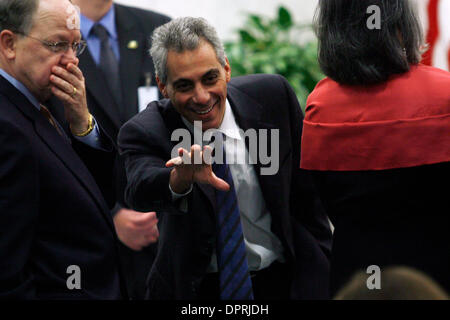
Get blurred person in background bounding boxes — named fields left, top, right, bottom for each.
left=301, top=0, right=450, bottom=297
left=334, top=266, right=449, bottom=300
left=70, top=0, right=170, bottom=299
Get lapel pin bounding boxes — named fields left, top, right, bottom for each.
left=127, top=40, right=138, bottom=49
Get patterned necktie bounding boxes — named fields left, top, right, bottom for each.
left=91, top=24, right=124, bottom=116
left=212, top=141, right=254, bottom=300
left=40, top=104, right=65, bottom=137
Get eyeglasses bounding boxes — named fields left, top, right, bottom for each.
left=16, top=33, right=87, bottom=57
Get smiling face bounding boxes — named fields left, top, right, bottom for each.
left=12, top=0, right=80, bottom=101
left=157, top=40, right=231, bottom=131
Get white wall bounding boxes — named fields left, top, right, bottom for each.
left=114, top=0, right=436, bottom=60
left=114, top=0, right=319, bottom=41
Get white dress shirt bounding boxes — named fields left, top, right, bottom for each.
left=171, top=99, right=285, bottom=271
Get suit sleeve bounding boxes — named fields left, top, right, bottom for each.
left=281, top=76, right=332, bottom=258
left=71, top=125, right=116, bottom=209
left=0, top=121, right=38, bottom=299
left=118, top=116, right=178, bottom=213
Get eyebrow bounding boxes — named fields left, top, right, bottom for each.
left=172, top=78, right=192, bottom=88
left=203, top=69, right=220, bottom=78
left=172, top=68, right=220, bottom=86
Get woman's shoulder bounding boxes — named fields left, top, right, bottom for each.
left=305, top=64, right=450, bottom=124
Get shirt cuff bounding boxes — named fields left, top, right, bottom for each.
left=169, top=183, right=193, bottom=201
left=72, top=117, right=102, bottom=150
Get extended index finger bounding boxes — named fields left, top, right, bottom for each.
left=166, top=157, right=183, bottom=168
left=166, top=148, right=190, bottom=167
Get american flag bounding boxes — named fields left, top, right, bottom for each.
left=419, top=0, right=450, bottom=71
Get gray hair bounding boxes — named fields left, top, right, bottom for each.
left=0, top=0, right=38, bottom=35
left=150, top=17, right=227, bottom=84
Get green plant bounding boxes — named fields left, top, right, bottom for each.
left=224, top=6, right=324, bottom=110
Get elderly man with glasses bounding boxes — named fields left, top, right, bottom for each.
left=0, top=0, right=127, bottom=299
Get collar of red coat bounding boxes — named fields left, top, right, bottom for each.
left=300, top=64, right=450, bottom=171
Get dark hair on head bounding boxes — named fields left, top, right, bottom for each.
left=314, top=0, right=425, bottom=86
left=0, top=0, right=39, bottom=35
left=150, top=17, right=227, bottom=85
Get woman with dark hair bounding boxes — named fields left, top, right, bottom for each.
left=301, top=0, right=450, bottom=297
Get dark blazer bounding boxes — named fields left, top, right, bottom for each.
left=0, top=76, right=126, bottom=299
left=313, top=165, right=450, bottom=296
left=77, top=4, right=170, bottom=299
left=118, top=74, right=332, bottom=300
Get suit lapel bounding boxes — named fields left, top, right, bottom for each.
left=78, top=48, right=122, bottom=129
left=35, top=115, right=114, bottom=227
left=227, top=85, right=263, bottom=131
left=115, top=4, right=145, bottom=122
left=226, top=84, right=282, bottom=217
left=196, top=183, right=217, bottom=215
left=36, top=118, right=115, bottom=232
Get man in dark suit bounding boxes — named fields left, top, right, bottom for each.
left=71, top=0, right=170, bottom=299
left=0, top=0, right=125, bottom=299
left=118, top=17, right=332, bottom=300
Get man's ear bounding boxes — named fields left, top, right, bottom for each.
left=156, top=76, right=169, bottom=98
left=224, top=57, right=231, bottom=82
left=0, top=30, right=18, bottom=60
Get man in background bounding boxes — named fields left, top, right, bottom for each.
left=71, top=0, right=170, bottom=299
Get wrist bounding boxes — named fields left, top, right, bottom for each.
left=71, top=114, right=94, bottom=137
left=169, top=169, right=192, bottom=194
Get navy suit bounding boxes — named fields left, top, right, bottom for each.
left=118, top=74, right=332, bottom=299
left=0, top=76, right=126, bottom=299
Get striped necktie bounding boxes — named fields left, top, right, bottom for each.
left=40, top=104, right=65, bottom=138
left=213, top=142, right=254, bottom=300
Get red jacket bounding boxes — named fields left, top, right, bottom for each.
left=301, top=64, right=450, bottom=171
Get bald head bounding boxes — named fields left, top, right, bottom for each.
left=35, top=0, right=80, bottom=31
left=0, top=0, right=82, bottom=102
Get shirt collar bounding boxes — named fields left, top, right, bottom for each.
left=81, top=4, right=118, bottom=40
left=0, top=69, right=40, bottom=110
left=181, top=99, right=242, bottom=141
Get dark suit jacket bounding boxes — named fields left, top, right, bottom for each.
left=76, top=4, right=170, bottom=299
left=0, top=76, right=126, bottom=299
left=313, top=165, right=450, bottom=296
left=118, top=74, right=332, bottom=300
